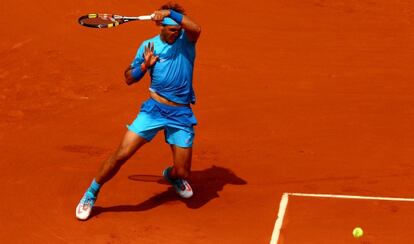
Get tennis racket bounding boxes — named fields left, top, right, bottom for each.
left=78, top=13, right=154, bottom=28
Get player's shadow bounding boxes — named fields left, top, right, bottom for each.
left=93, top=165, right=247, bottom=216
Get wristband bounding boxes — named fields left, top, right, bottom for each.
left=131, top=66, right=145, bottom=80
left=169, top=9, right=183, bottom=24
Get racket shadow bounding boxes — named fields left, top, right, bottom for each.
left=127, top=174, right=168, bottom=184
left=92, top=165, right=247, bottom=217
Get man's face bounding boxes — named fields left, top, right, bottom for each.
left=161, top=25, right=182, bottom=44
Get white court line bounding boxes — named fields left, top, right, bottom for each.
left=269, top=193, right=289, bottom=244
left=288, top=192, right=414, bottom=202
left=270, top=192, right=414, bottom=244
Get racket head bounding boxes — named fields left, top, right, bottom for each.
left=78, top=14, right=124, bottom=28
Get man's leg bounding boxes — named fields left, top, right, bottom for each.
left=162, top=125, right=195, bottom=198
left=169, top=145, right=192, bottom=179
left=95, top=130, right=148, bottom=184
left=76, top=130, right=148, bottom=220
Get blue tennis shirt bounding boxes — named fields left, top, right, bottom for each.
left=131, top=30, right=196, bottom=104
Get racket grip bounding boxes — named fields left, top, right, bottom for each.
left=139, top=14, right=154, bottom=20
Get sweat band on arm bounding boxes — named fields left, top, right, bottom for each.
left=161, top=18, right=179, bottom=26
left=169, top=9, right=183, bottom=24
left=131, top=66, right=146, bottom=80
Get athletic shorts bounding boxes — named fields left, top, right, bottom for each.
left=127, top=98, right=197, bottom=148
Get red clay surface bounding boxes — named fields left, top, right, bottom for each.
left=1, top=0, right=414, bottom=243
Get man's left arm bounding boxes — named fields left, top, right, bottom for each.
left=179, top=13, right=201, bottom=43
left=153, top=10, right=201, bottom=43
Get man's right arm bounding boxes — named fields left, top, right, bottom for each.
left=124, top=41, right=158, bottom=85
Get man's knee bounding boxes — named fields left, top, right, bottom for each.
left=113, top=147, right=134, bottom=165
left=113, top=130, right=147, bottom=163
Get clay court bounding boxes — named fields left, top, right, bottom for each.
left=1, top=0, right=414, bottom=243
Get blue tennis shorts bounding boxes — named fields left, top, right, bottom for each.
left=127, top=98, right=197, bottom=148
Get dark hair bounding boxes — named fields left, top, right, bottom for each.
left=159, top=2, right=186, bottom=14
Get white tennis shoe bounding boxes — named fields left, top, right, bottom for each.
left=163, top=167, right=193, bottom=199
left=76, top=192, right=96, bottom=220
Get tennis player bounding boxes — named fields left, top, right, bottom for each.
left=76, top=2, right=201, bottom=220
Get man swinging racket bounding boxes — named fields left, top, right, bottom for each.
left=76, top=2, right=201, bottom=220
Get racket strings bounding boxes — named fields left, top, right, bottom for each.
left=79, top=14, right=123, bottom=28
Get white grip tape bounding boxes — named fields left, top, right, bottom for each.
left=138, top=14, right=154, bottom=20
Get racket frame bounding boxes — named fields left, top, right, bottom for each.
left=79, top=13, right=154, bottom=28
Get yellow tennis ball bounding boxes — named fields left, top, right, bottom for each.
left=353, top=227, right=363, bottom=238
